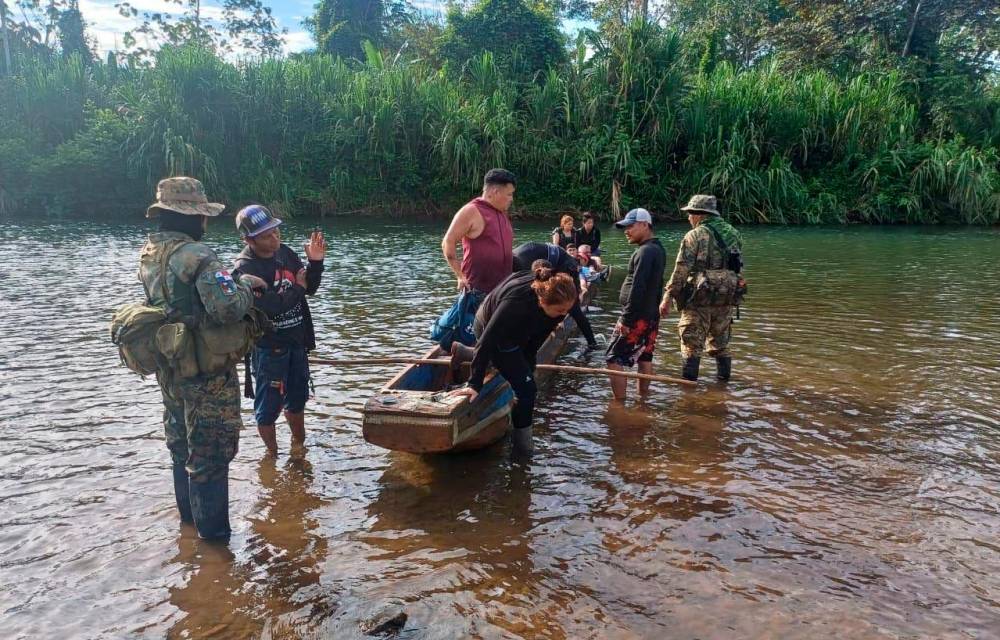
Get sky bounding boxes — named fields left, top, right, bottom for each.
left=75, top=0, right=450, bottom=56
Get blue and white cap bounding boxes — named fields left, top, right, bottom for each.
left=614, top=207, right=653, bottom=228
left=235, top=204, right=282, bottom=238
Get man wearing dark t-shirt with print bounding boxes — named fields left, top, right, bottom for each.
left=606, top=208, right=666, bottom=401
left=233, top=205, right=326, bottom=457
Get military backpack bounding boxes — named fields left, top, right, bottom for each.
left=110, top=303, right=171, bottom=376
left=109, top=240, right=195, bottom=376
left=111, top=240, right=268, bottom=377
left=686, top=220, right=748, bottom=308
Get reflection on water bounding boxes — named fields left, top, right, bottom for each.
left=1, top=219, right=999, bottom=639
left=164, top=457, right=331, bottom=639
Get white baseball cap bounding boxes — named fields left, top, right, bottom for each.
left=614, top=208, right=653, bottom=228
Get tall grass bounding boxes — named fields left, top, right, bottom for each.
left=1, top=22, right=998, bottom=224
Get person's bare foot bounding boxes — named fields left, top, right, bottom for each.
left=289, top=439, right=307, bottom=460
left=258, top=424, right=279, bottom=458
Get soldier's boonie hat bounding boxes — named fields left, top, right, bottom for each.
left=146, top=177, right=225, bottom=218
left=615, top=208, right=653, bottom=229
left=235, top=204, right=283, bottom=238
left=680, top=194, right=720, bottom=216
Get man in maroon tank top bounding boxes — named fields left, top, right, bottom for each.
left=441, top=168, right=516, bottom=296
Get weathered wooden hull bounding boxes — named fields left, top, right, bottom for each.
left=362, top=283, right=598, bottom=454
left=362, top=351, right=515, bottom=453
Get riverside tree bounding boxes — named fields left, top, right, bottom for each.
left=0, top=0, right=93, bottom=71
left=306, top=0, right=411, bottom=60
left=772, top=0, right=999, bottom=73
left=437, top=0, right=566, bottom=79
left=0, top=2, right=997, bottom=223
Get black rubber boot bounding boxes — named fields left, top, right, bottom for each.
left=172, top=464, right=193, bottom=523
left=682, top=356, right=701, bottom=381
left=189, top=473, right=231, bottom=542
left=716, top=356, right=732, bottom=382
left=511, top=426, right=533, bottom=454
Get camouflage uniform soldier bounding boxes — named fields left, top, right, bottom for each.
left=139, top=177, right=254, bottom=541
left=659, top=195, right=744, bottom=382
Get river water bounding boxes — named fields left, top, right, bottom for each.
left=1, top=218, right=998, bottom=639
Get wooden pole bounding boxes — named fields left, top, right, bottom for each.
left=537, top=363, right=697, bottom=388
left=309, top=357, right=698, bottom=388
left=311, top=357, right=448, bottom=366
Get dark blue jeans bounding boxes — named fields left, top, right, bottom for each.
left=250, top=345, right=310, bottom=426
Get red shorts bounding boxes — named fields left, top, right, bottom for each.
left=605, top=317, right=659, bottom=367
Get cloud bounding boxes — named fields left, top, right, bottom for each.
left=411, top=0, right=446, bottom=13
left=284, top=30, right=313, bottom=54
left=78, top=0, right=312, bottom=56
left=79, top=0, right=138, bottom=53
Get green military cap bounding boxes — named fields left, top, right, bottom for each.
left=680, top=194, right=720, bottom=216
left=146, top=177, right=225, bottom=219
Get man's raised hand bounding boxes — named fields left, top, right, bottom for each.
left=305, top=231, right=327, bottom=262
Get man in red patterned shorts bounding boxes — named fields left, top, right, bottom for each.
left=606, top=208, right=666, bottom=400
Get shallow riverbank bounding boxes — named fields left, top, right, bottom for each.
left=2, top=218, right=999, bottom=639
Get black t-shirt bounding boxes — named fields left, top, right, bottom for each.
left=510, top=242, right=596, bottom=346
left=619, top=237, right=666, bottom=325
left=264, top=253, right=305, bottom=344
left=512, top=242, right=579, bottom=276
left=577, top=225, right=601, bottom=251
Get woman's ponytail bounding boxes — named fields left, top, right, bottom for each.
left=531, top=259, right=554, bottom=281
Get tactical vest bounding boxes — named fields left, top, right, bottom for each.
left=139, top=235, right=211, bottom=322
left=689, top=219, right=747, bottom=308
left=138, top=234, right=265, bottom=377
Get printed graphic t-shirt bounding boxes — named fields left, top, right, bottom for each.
left=238, top=244, right=306, bottom=348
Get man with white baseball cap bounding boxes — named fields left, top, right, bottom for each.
left=606, top=207, right=667, bottom=400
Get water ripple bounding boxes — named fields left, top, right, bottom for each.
left=1, top=220, right=998, bottom=639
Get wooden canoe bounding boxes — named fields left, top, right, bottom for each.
left=361, top=280, right=601, bottom=454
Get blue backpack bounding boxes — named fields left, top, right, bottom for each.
left=429, top=290, right=484, bottom=350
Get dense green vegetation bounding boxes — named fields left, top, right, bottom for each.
left=1, top=0, right=998, bottom=223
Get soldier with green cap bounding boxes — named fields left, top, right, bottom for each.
left=659, top=195, right=745, bottom=382
left=139, top=176, right=257, bottom=541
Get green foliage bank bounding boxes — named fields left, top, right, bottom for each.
left=1, top=6, right=998, bottom=224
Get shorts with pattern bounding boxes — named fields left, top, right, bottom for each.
left=605, top=316, right=659, bottom=367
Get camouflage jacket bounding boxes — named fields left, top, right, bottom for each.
left=665, top=219, right=743, bottom=299
left=139, top=231, right=252, bottom=326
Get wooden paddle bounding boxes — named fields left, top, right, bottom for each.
left=309, top=357, right=698, bottom=388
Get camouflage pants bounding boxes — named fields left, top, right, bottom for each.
left=678, top=306, right=734, bottom=359
left=157, top=367, right=242, bottom=483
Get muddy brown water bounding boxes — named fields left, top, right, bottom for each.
left=1, top=219, right=998, bottom=639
